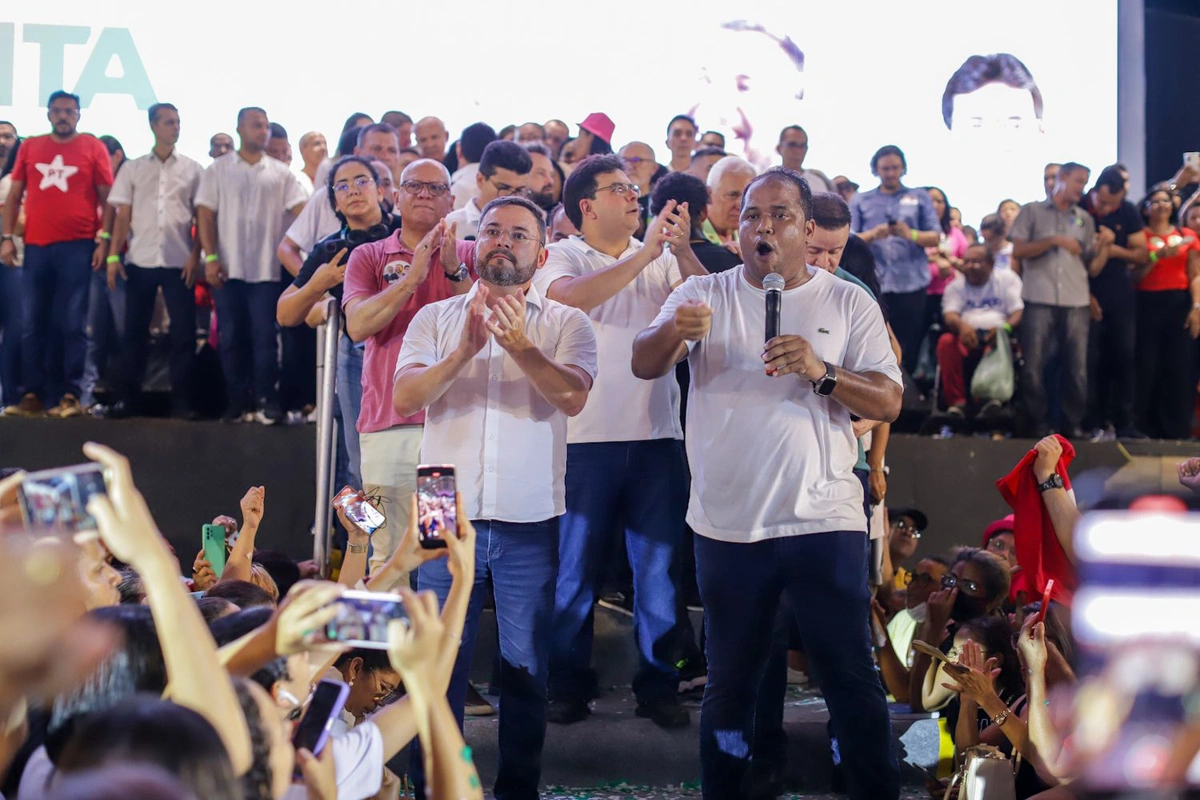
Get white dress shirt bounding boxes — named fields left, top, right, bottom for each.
left=285, top=187, right=341, bottom=255
left=107, top=149, right=203, bottom=267
left=534, top=235, right=682, bottom=443
left=395, top=281, right=598, bottom=522
left=451, top=162, right=480, bottom=210
left=652, top=265, right=902, bottom=543
left=444, top=197, right=482, bottom=239
left=195, top=151, right=308, bottom=282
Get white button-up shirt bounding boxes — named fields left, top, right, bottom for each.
left=534, top=235, right=682, bottom=443
left=395, top=281, right=598, bottom=523
left=444, top=197, right=482, bottom=239
left=284, top=186, right=341, bottom=254
left=107, top=150, right=203, bottom=267
left=450, top=162, right=480, bottom=211
left=195, top=152, right=308, bottom=283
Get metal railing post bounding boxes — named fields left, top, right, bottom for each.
left=313, top=298, right=341, bottom=576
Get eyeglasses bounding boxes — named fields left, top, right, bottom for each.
left=941, top=573, right=980, bottom=594
left=487, top=178, right=530, bottom=198
left=400, top=180, right=450, bottom=197
left=593, top=182, right=640, bottom=198
left=987, top=537, right=1013, bottom=555
left=891, top=519, right=922, bottom=538
left=478, top=225, right=543, bottom=245
left=622, top=156, right=654, bottom=165
left=333, top=176, right=375, bottom=194
left=49, top=106, right=80, bottom=118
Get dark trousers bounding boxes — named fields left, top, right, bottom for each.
left=120, top=264, right=196, bottom=414
left=20, top=239, right=93, bottom=402
left=0, top=263, right=21, bottom=404
left=1086, top=298, right=1136, bottom=430
left=1135, top=290, right=1196, bottom=439
left=882, top=288, right=927, bottom=375
left=697, top=531, right=899, bottom=800
left=1019, top=302, right=1090, bottom=432
left=211, top=279, right=281, bottom=412
left=549, top=439, right=686, bottom=705
left=280, top=324, right=316, bottom=413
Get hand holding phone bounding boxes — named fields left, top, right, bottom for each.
left=16, top=463, right=110, bottom=536
left=333, top=487, right=385, bottom=536
left=292, top=679, right=350, bottom=772
left=310, top=590, right=407, bottom=650
left=416, top=466, right=456, bottom=550
left=1034, top=579, right=1055, bottom=628
left=202, top=524, right=227, bottom=578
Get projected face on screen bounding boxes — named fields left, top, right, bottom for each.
left=942, top=53, right=1044, bottom=148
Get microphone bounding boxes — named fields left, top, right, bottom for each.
left=764, top=272, right=784, bottom=342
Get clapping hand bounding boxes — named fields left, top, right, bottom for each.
left=485, top=293, right=530, bottom=352
left=941, top=638, right=1001, bottom=706
left=1178, top=458, right=1200, bottom=493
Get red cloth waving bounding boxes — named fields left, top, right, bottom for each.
left=995, top=435, right=1077, bottom=607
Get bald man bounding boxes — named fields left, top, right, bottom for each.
left=414, top=116, right=449, bottom=161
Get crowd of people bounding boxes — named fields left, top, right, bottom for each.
left=1, top=88, right=1199, bottom=800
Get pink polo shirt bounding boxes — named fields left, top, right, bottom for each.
left=342, top=229, right=476, bottom=434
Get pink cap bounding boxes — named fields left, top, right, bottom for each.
left=982, top=514, right=1015, bottom=547
left=579, top=112, right=615, bottom=144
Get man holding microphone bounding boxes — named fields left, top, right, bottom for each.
left=632, top=167, right=903, bottom=800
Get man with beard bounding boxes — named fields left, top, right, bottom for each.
left=523, top=141, right=557, bottom=213
left=393, top=195, right=597, bottom=800
left=445, top=140, right=531, bottom=239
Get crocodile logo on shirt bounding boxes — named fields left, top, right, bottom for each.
left=818, top=327, right=830, bottom=334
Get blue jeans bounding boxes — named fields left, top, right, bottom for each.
left=335, top=331, right=363, bottom=490
left=415, top=517, right=559, bottom=800
left=81, top=268, right=125, bottom=406
left=211, top=279, right=281, bottom=412
left=696, top=531, right=899, bottom=800
left=120, top=264, right=195, bottom=413
left=549, top=439, right=686, bottom=704
left=0, top=264, right=22, bottom=405
left=20, top=239, right=93, bottom=403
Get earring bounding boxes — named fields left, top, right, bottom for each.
left=349, top=680, right=355, bottom=687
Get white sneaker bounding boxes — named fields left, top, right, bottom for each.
left=786, top=668, right=810, bottom=686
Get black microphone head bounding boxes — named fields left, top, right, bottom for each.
left=763, top=273, right=785, bottom=292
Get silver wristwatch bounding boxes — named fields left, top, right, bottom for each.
left=446, top=262, right=469, bottom=282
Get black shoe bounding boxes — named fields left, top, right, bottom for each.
left=746, top=760, right=786, bottom=800
left=1062, top=426, right=1085, bottom=441
left=635, top=696, right=690, bottom=728
left=546, top=698, right=590, bottom=725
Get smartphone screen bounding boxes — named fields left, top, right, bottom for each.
left=332, top=486, right=385, bottom=535
left=313, top=590, right=407, bottom=650
left=16, top=463, right=109, bottom=535
left=292, top=679, right=350, bottom=766
left=202, top=524, right=227, bottom=578
left=416, top=465, right=455, bottom=549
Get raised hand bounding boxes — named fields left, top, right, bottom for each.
left=1178, top=457, right=1200, bottom=493
left=438, top=221, right=460, bottom=277
left=192, top=549, right=218, bottom=591
left=404, top=221, right=444, bottom=290
left=240, top=486, right=265, bottom=529
left=456, top=284, right=491, bottom=360
left=484, top=293, right=530, bottom=352
left=313, top=247, right=348, bottom=292
left=1033, top=435, right=1064, bottom=481
left=673, top=299, right=712, bottom=341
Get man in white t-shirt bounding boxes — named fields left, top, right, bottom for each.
left=632, top=168, right=903, bottom=800
left=535, top=154, right=702, bottom=729
left=445, top=141, right=531, bottom=239
left=937, top=243, right=1024, bottom=414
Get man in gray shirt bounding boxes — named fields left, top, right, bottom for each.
left=1009, top=162, right=1113, bottom=437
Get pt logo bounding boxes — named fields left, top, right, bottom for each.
left=35, top=154, right=77, bottom=191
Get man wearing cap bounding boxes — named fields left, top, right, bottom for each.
left=982, top=514, right=1028, bottom=603
left=886, top=507, right=927, bottom=590
left=575, top=113, right=615, bottom=156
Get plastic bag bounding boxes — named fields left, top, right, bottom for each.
left=970, top=331, right=1014, bottom=403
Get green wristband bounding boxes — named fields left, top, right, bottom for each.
left=97, top=231, right=111, bottom=240
left=105, top=255, right=121, bottom=265
left=205, top=253, right=220, bottom=263
left=910, top=229, right=919, bottom=243
left=1149, top=250, right=1159, bottom=265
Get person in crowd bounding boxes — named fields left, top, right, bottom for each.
left=0, top=123, right=19, bottom=407
left=381, top=110, right=414, bottom=149
left=980, top=212, right=1018, bottom=273
left=82, top=135, right=129, bottom=414
left=998, top=198, right=1021, bottom=232
left=949, top=207, right=963, bottom=230
left=208, top=133, right=234, bottom=160
left=574, top=113, right=615, bottom=158
left=393, top=194, right=599, bottom=798
left=543, top=119, right=570, bottom=159
left=651, top=171, right=740, bottom=274
left=833, top=175, right=858, bottom=204
left=536, top=154, right=700, bottom=729
left=699, top=131, right=725, bottom=149
left=885, top=507, right=928, bottom=590
left=446, top=140, right=532, bottom=239
left=632, top=167, right=903, bottom=799
left=980, top=514, right=1029, bottom=605
left=665, top=114, right=698, bottom=173
left=1043, top=162, right=1061, bottom=199
left=549, top=203, right=580, bottom=243
left=449, top=122, right=498, bottom=211
left=686, top=146, right=727, bottom=184
left=296, top=131, right=326, bottom=190
left=516, top=122, right=546, bottom=144
left=523, top=141, right=558, bottom=213
left=702, top=156, right=756, bottom=248
left=0, top=120, right=17, bottom=165
left=850, top=145, right=942, bottom=375
left=343, top=158, right=474, bottom=576
left=937, top=244, right=1025, bottom=417
left=776, top=125, right=835, bottom=193
left=619, top=141, right=660, bottom=199
left=1134, top=186, right=1200, bottom=439
left=1009, top=162, right=1107, bottom=438
left=265, top=123, right=292, bottom=166
left=923, top=187, right=968, bottom=347
left=1082, top=164, right=1149, bottom=440
left=872, top=554, right=950, bottom=704
left=0, top=91, right=113, bottom=418
left=196, top=106, right=307, bottom=425
left=104, top=102, right=201, bottom=420
left=415, top=116, right=450, bottom=161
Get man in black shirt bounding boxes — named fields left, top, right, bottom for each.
left=1081, top=164, right=1149, bottom=440
left=650, top=171, right=740, bottom=274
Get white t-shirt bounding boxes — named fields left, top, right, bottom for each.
left=535, top=235, right=683, bottom=443
left=330, top=720, right=385, bottom=800
left=993, top=241, right=1015, bottom=272
left=941, top=269, right=1024, bottom=331
left=451, top=162, right=480, bottom=211
left=285, top=188, right=342, bottom=255
left=444, top=197, right=482, bottom=239
left=652, top=265, right=902, bottom=543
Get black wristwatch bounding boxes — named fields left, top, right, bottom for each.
left=812, top=361, right=837, bottom=396
left=446, top=262, right=469, bottom=283
left=0, top=234, right=12, bottom=242
left=1037, top=473, right=1065, bottom=493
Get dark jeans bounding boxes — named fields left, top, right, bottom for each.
left=20, top=239, right=93, bottom=402
left=414, top=517, right=559, bottom=800
left=697, top=531, right=899, bottom=800
left=211, top=279, right=281, bottom=412
left=1019, top=302, right=1090, bottom=432
left=280, top=323, right=316, bottom=413
left=1086, top=297, right=1136, bottom=430
left=1136, top=290, right=1196, bottom=439
left=120, top=265, right=196, bottom=414
left=549, top=439, right=686, bottom=705
left=882, top=288, right=927, bottom=375
left=0, top=264, right=21, bottom=405
left=82, top=268, right=124, bottom=406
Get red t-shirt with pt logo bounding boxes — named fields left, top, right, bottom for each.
left=11, top=133, right=113, bottom=246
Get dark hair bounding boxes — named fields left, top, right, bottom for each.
left=356, top=122, right=398, bottom=151
left=208, top=607, right=286, bottom=692
left=962, top=225, right=979, bottom=243
left=957, top=616, right=1024, bottom=699
left=381, top=110, right=413, bottom=127
left=690, top=145, right=728, bottom=163
left=979, top=213, right=1007, bottom=236
left=586, top=135, right=613, bottom=156
left=952, top=546, right=1011, bottom=609
left=870, top=144, right=906, bottom=174
left=810, top=191, right=852, bottom=231
left=924, top=186, right=952, bottom=233
left=334, top=647, right=395, bottom=676
left=99, top=135, right=124, bottom=158
left=1057, top=162, right=1090, bottom=182
left=840, top=234, right=884, bottom=303
left=1140, top=186, right=1178, bottom=224
left=741, top=167, right=814, bottom=222
left=997, top=198, right=1020, bottom=212
left=778, top=125, right=806, bottom=142
left=562, top=154, right=625, bottom=228
left=650, top=171, right=709, bottom=217
left=497, top=124, right=516, bottom=141
left=147, top=103, right=177, bottom=126
left=1, top=138, right=18, bottom=180
left=251, top=550, right=302, bottom=599
left=47, top=90, right=80, bottom=110
left=965, top=242, right=994, bottom=265
left=442, top=141, right=459, bottom=174
left=57, top=696, right=240, bottom=800
left=341, top=112, right=373, bottom=133
left=520, top=121, right=546, bottom=138
left=231, top=678, right=275, bottom=800
left=196, top=596, right=238, bottom=624
left=325, top=155, right=380, bottom=215
left=46, top=764, right=193, bottom=800
left=479, top=140, right=531, bottom=180
left=1093, top=164, right=1126, bottom=196
left=701, top=130, right=725, bottom=146
left=268, top=122, right=288, bottom=141
left=480, top=195, right=548, bottom=244
left=460, top=122, right=498, bottom=163
left=942, top=53, right=1043, bottom=129
left=204, top=579, right=275, bottom=609
left=666, top=114, right=697, bottom=134
left=333, top=127, right=361, bottom=158
left=236, top=107, right=267, bottom=126
left=117, top=568, right=144, bottom=604
left=923, top=554, right=951, bottom=569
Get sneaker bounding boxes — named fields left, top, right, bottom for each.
left=546, top=698, right=590, bottom=725
left=2, top=393, right=45, bottom=417
left=978, top=399, right=1004, bottom=419
left=676, top=657, right=708, bottom=694
left=946, top=404, right=966, bottom=418
left=786, top=667, right=810, bottom=686
left=1090, top=425, right=1115, bottom=444
left=285, top=410, right=306, bottom=426
left=464, top=683, right=495, bottom=717
left=222, top=407, right=250, bottom=423
left=597, top=591, right=634, bottom=617
left=47, top=394, right=82, bottom=419
left=255, top=403, right=282, bottom=426
left=635, top=696, right=690, bottom=729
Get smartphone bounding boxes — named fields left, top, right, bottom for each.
left=313, top=590, right=407, bottom=650
left=202, top=524, right=227, bottom=578
left=1033, top=578, right=1055, bottom=628
left=16, top=463, right=109, bottom=536
left=1184, top=151, right=1200, bottom=171
left=416, top=465, right=456, bottom=550
left=333, top=486, right=385, bottom=536
left=291, top=679, right=350, bottom=769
